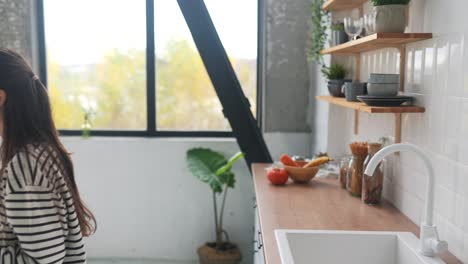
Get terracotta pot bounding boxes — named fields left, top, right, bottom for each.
left=197, top=243, right=241, bottom=264
left=374, top=5, right=407, bottom=33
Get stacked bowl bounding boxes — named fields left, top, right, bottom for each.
left=367, top=73, right=399, bottom=96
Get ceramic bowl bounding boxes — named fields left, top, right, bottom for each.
left=369, top=73, right=399, bottom=84
left=283, top=165, right=319, bottom=183
left=367, top=83, right=399, bottom=96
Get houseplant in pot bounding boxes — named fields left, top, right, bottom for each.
left=307, top=0, right=329, bottom=67
left=371, top=0, right=411, bottom=33
left=323, top=64, right=350, bottom=97
left=331, top=23, right=349, bottom=46
left=186, top=148, right=245, bottom=264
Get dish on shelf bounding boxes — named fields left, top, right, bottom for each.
left=367, top=83, right=399, bottom=96
left=357, top=95, right=413, bottom=107
left=369, top=73, right=399, bottom=84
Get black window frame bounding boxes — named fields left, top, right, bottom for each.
left=36, top=0, right=263, bottom=138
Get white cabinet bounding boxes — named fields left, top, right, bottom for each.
left=253, top=204, right=265, bottom=264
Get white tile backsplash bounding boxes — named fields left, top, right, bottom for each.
left=328, top=1, right=468, bottom=261
left=458, top=99, right=468, bottom=165
left=453, top=194, right=465, bottom=229
left=443, top=97, right=461, bottom=160
left=464, top=234, right=468, bottom=263
left=446, top=222, right=465, bottom=260
left=448, top=34, right=464, bottom=97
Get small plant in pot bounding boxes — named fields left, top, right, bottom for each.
left=186, top=148, right=245, bottom=264
left=307, top=0, right=329, bottom=65
left=331, top=23, right=349, bottom=46
left=371, top=0, right=411, bottom=33
left=323, top=64, right=350, bottom=97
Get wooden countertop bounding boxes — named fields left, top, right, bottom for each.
left=252, top=163, right=461, bottom=264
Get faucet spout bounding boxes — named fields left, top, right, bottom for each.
left=364, top=143, right=434, bottom=225
left=363, top=143, right=447, bottom=257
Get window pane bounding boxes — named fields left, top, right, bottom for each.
left=44, top=0, right=147, bottom=130
left=205, top=0, right=258, bottom=117
left=154, top=0, right=257, bottom=131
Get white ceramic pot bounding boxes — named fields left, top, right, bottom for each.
left=374, top=5, right=407, bottom=33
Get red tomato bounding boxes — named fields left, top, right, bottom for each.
left=267, top=168, right=289, bottom=185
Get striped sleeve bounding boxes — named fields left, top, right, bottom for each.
left=4, top=151, right=68, bottom=264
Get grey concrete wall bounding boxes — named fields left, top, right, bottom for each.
left=263, top=0, right=313, bottom=133
left=0, top=0, right=34, bottom=64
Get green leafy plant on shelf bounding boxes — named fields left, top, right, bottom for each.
left=322, top=63, right=347, bottom=80
left=370, top=0, right=410, bottom=6
left=186, top=148, right=244, bottom=257
left=307, top=0, right=329, bottom=67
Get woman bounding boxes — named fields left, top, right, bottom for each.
left=0, top=49, right=96, bottom=263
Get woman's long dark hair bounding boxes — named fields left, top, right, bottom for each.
left=0, top=48, right=96, bottom=236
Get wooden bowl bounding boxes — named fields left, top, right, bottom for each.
left=283, top=165, right=320, bottom=183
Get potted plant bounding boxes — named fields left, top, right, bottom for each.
left=186, top=148, right=245, bottom=264
left=307, top=0, right=329, bottom=67
left=371, top=0, right=411, bottom=33
left=323, top=64, right=350, bottom=97
left=330, top=23, right=349, bottom=46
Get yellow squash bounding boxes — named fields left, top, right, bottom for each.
left=303, top=156, right=331, bottom=168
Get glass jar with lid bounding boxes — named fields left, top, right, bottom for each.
left=339, top=157, right=350, bottom=189
left=362, top=143, right=385, bottom=204
left=347, top=142, right=368, bottom=197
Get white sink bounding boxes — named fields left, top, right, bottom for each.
left=275, top=230, right=446, bottom=264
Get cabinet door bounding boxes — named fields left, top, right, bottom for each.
left=253, top=207, right=265, bottom=264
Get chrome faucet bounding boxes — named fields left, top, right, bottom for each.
left=364, top=143, right=448, bottom=257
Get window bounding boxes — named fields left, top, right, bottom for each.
left=39, top=0, right=259, bottom=136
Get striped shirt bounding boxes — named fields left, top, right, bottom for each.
left=0, top=145, right=86, bottom=264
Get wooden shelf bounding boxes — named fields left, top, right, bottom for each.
left=321, top=33, right=432, bottom=55
left=316, top=96, right=425, bottom=113
left=316, top=96, right=425, bottom=143
left=322, top=0, right=368, bottom=11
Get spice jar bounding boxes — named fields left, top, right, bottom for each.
left=339, top=157, right=350, bottom=189
left=362, top=143, right=385, bottom=204
left=348, top=142, right=368, bottom=197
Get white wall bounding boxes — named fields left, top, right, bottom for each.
left=264, top=132, right=312, bottom=159
left=62, top=137, right=254, bottom=263
left=315, top=0, right=468, bottom=261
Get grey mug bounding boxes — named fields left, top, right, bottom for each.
left=342, top=82, right=365, bottom=102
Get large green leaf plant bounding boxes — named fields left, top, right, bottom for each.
left=186, top=148, right=244, bottom=250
